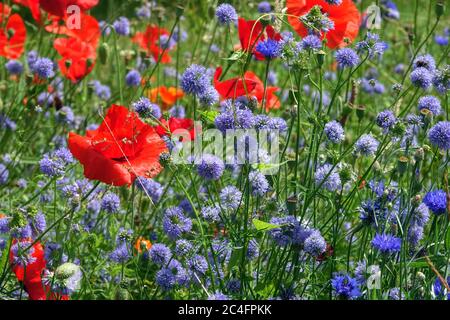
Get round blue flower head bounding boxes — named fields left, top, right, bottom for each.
left=56, top=106, right=75, bottom=125
left=335, top=48, right=360, bottom=68
left=32, top=57, right=55, bottom=79
left=411, top=203, right=430, bottom=227
left=10, top=241, right=37, bottom=267
left=148, top=243, right=172, bottom=265
left=256, top=39, right=283, bottom=60
left=269, top=215, right=299, bottom=246
left=324, top=120, right=345, bottom=143
left=197, top=154, right=225, bottom=180
left=208, top=291, right=230, bottom=300
left=418, top=96, right=442, bottom=116
left=201, top=205, right=221, bottom=222
left=219, top=185, right=242, bottom=210
left=0, top=164, right=9, bottom=185
left=214, top=107, right=255, bottom=133
left=188, top=254, right=208, bottom=276
left=39, top=147, right=74, bottom=177
left=314, top=164, right=341, bottom=192
left=136, top=5, right=151, bottom=19
left=413, top=54, right=436, bottom=72
left=0, top=215, right=10, bottom=233
left=109, top=243, right=130, bottom=263
left=113, top=17, right=130, bottom=36
left=354, top=134, right=379, bottom=156
left=159, top=34, right=176, bottom=50
left=257, top=1, right=272, bottom=13
left=249, top=171, right=269, bottom=196
left=331, top=274, right=361, bottom=300
left=300, top=35, right=322, bottom=50
left=428, top=121, right=450, bottom=150
left=433, top=66, right=450, bottom=95
left=376, top=110, right=396, bottom=129
left=181, top=64, right=211, bottom=96
left=303, top=230, right=327, bottom=257
left=410, top=67, right=433, bottom=89
left=199, top=86, right=219, bottom=106
left=132, top=97, right=162, bottom=119
left=325, top=0, right=342, bottom=4
left=156, top=259, right=188, bottom=290
left=135, top=177, right=163, bottom=203
left=269, top=117, right=288, bottom=132
left=215, top=4, right=238, bottom=25
left=371, top=233, right=401, bottom=254
left=163, top=206, right=192, bottom=240
left=423, top=189, right=447, bottom=215
left=155, top=267, right=176, bottom=291
left=407, top=224, right=424, bottom=247
left=5, top=60, right=23, bottom=75
left=175, top=239, right=193, bottom=257
left=246, top=239, right=260, bottom=260
left=125, top=69, right=142, bottom=87
left=101, top=192, right=120, bottom=213
left=169, top=105, right=186, bottom=118
left=435, top=35, right=449, bottom=46
left=32, top=212, right=47, bottom=235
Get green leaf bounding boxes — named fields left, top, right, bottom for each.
left=228, top=247, right=244, bottom=268
left=200, top=110, right=219, bottom=124
left=252, top=219, right=280, bottom=232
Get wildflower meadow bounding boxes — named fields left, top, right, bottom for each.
left=0, top=0, right=450, bottom=304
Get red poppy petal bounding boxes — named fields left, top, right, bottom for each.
left=68, top=132, right=133, bottom=186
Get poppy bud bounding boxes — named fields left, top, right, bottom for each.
left=286, top=195, right=297, bottom=215
left=260, top=15, right=272, bottom=27
left=414, top=148, right=425, bottom=162
left=175, top=4, right=185, bottom=17
left=316, top=50, right=326, bottom=67
left=435, top=1, right=445, bottom=17
left=411, top=194, right=422, bottom=206
left=99, top=43, right=109, bottom=65
left=397, top=156, right=409, bottom=175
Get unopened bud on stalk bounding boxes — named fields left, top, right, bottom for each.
left=317, top=50, right=325, bottom=67
left=435, top=1, right=445, bottom=17
left=414, top=148, right=425, bottom=162
left=99, top=43, right=109, bottom=65
left=397, top=156, right=409, bottom=175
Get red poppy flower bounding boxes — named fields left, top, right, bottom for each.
left=149, top=86, right=184, bottom=109
left=214, top=67, right=258, bottom=99
left=54, top=37, right=96, bottom=83
left=156, top=117, right=195, bottom=141
left=13, top=0, right=41, bottom=22
left=68, top=105, right=167, bottom=186
left=286, top=0, right=360, bottom=49
left=46, top=13, right=100, bottom=47
left=245, top=72, right=281, bottom=111
left=132, top=25, right=172, bottom=64
left=10, top=240, right=46, bottom=283
left=0, top=8, right=27, bottom=59
left=40, top=0, right=99, bottom=18
left=214, top=67, right=280, bottom=111
left=238, top=17, right=281, bottom=60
